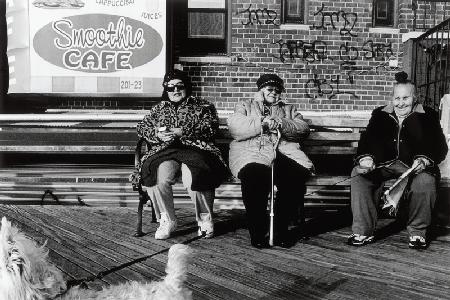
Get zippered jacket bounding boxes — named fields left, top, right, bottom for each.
left=227, top=92, right=314, bottom=177
left=356, top=103, right=448, bottom=175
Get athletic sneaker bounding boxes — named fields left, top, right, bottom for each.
left=347, top=233, right=374, bottom=246
left=155, top=213, right=177, bottom=240
left=198, top=213, right=214, bottom=238
left=408, top=236, right=427, bottom=249
left=198, top=221, right=214, bottom=238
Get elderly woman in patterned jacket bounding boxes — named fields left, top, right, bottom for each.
left=228, top=74, right=314, bottom=249
left=348, top=71, right=448, bottom=249
left=136, top=70, right=228, bottom=240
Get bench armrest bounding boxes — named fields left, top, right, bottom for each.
left=134, top=137, right=147, bottom=170
left=131, top=137, right=150, bottom=190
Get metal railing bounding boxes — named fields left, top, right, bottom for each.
left=412, top=17, right=450, bottom=111
left=412, top=0, right=450, bottom=31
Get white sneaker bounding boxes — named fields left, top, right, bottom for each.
left=155, top=213, right=177, bottom=240
left=198, top=213, right=214, bottom=238
left=347, top=233, right=374, bottom=246
left=409, top=235, right=427, bottom=249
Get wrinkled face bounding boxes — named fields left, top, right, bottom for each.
left=261, top=85, right=282, bottom=104
left=393, top=84, right=415, bottom=117
left=166, top=79, right=187, bottom=103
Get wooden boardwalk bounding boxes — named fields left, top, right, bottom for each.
left=0, top=204, right=449, bottom=300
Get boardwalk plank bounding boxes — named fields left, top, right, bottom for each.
left=1, top=205, right=449, bottom=300
left=52, top=208, right=305, bottom=298
left=0, top=205, right=127, bottom=286
left=27, top=206, right=253, bottom=299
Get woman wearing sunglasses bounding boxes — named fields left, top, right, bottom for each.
left=228, top=73, right=315, bottom=248
left=136, top=70, right=228, bottom=240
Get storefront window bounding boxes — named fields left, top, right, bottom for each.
left=175, top=0, right=229, bottom=56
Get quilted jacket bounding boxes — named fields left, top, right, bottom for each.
left=227, top=92, right=314, bottom=177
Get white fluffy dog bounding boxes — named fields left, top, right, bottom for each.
left=0, top=217, right=193, bottom=300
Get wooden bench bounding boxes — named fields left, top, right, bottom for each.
left=134, top=113, right=371, bottom=235
left=0, top=113, right=142, bottom=154
left=1, top=112, right=448, bottom=234
left=0, top=112, right=369, bottom=226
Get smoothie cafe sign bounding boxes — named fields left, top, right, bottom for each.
left=6, top=0, right=166, bottom=95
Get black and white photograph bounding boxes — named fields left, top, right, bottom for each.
left=0, top=0, right=449, bottom=299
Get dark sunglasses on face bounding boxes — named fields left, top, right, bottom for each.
left=265, top=87, right=282, bottom=94
left=165, top=84, right=186, bottom=92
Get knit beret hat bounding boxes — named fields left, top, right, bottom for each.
left=256, top=73, right=284, bottom=91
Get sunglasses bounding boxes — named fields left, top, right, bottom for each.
left=265, top=87, right=282, bottom=94
left=165, top=84, right=186, bottom=92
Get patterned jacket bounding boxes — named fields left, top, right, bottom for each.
left=227, top=92, right=314, bottom=177
left=136, top=96, right=226, bottom=167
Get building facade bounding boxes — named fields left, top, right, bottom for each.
left=175, top=0, right=448, bottom=111
left=0, top=0, right=448, bottom=111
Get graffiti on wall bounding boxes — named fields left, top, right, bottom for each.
left=233, top=4, right=399, bottom=101
left=313, top=4, right=358, bottom=37
left=273, top=39, right=395, bottom=66
left=273, top=39, right=328, bottom=63
left=237, top=4, right=279, bottom=26
left=306, top=73, right=357, bottom=100
left=339, top=41, right=394, bottom=69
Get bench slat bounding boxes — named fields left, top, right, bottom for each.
left=308, top=131, right=360, bottom=141
left=0, top=146, right=136, bottom=153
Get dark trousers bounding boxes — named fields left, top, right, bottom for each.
left=351, top=160, right=437, bottom=237
left=238, top=153, right=310, bottom=242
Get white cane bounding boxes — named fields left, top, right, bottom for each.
left=269, top=128, right=282, bottom=247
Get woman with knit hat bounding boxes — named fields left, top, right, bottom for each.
left=136, top=69, right=228, bottom=240
left=228, top=73, right=314, bottom=248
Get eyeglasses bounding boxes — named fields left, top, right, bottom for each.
left=165, top=84, right=186, bottom=92
left=265, top=87, right=282, bottom=94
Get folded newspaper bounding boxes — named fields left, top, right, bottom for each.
left=382, top=166, right=416, bottom=216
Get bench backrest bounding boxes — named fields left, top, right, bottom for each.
left=217, top=115, right=368, bottom=155
left=0, top=113, right=369, bottom=155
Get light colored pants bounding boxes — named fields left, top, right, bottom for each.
left=144, top=160, right=214, bottom=223
left=351, top=160, right=436, bottom=237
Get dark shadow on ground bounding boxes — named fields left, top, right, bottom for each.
left=294, top=209, right=353, bottom=238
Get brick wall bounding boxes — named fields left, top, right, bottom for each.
left=179, top=0, right=445, bottom=112
left=5, top=0, right=447, bottom=111
left=0, top=0, right=6, bottom=112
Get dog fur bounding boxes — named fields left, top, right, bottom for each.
left=0, top=217, right=193, bottom=300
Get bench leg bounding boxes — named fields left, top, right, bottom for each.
left=134, top=196, right=144, bottom=237
left=134, top=192, right=145, bottom=237
left=134, top=187, right=157, bottom=237
left=141, top=186, right=157, bottom=223
left=150, top=197, right=157, bottom=223
left=40, top=189, right=60, bottom=205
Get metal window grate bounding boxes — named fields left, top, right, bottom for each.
left=412, top=18, right=450, bottom=111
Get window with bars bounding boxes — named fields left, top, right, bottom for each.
left=174, top=0, right=230, bottom=56
left=282, top=0, right=307, bottom=24
left=373, top=0, right=396, bottom=27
